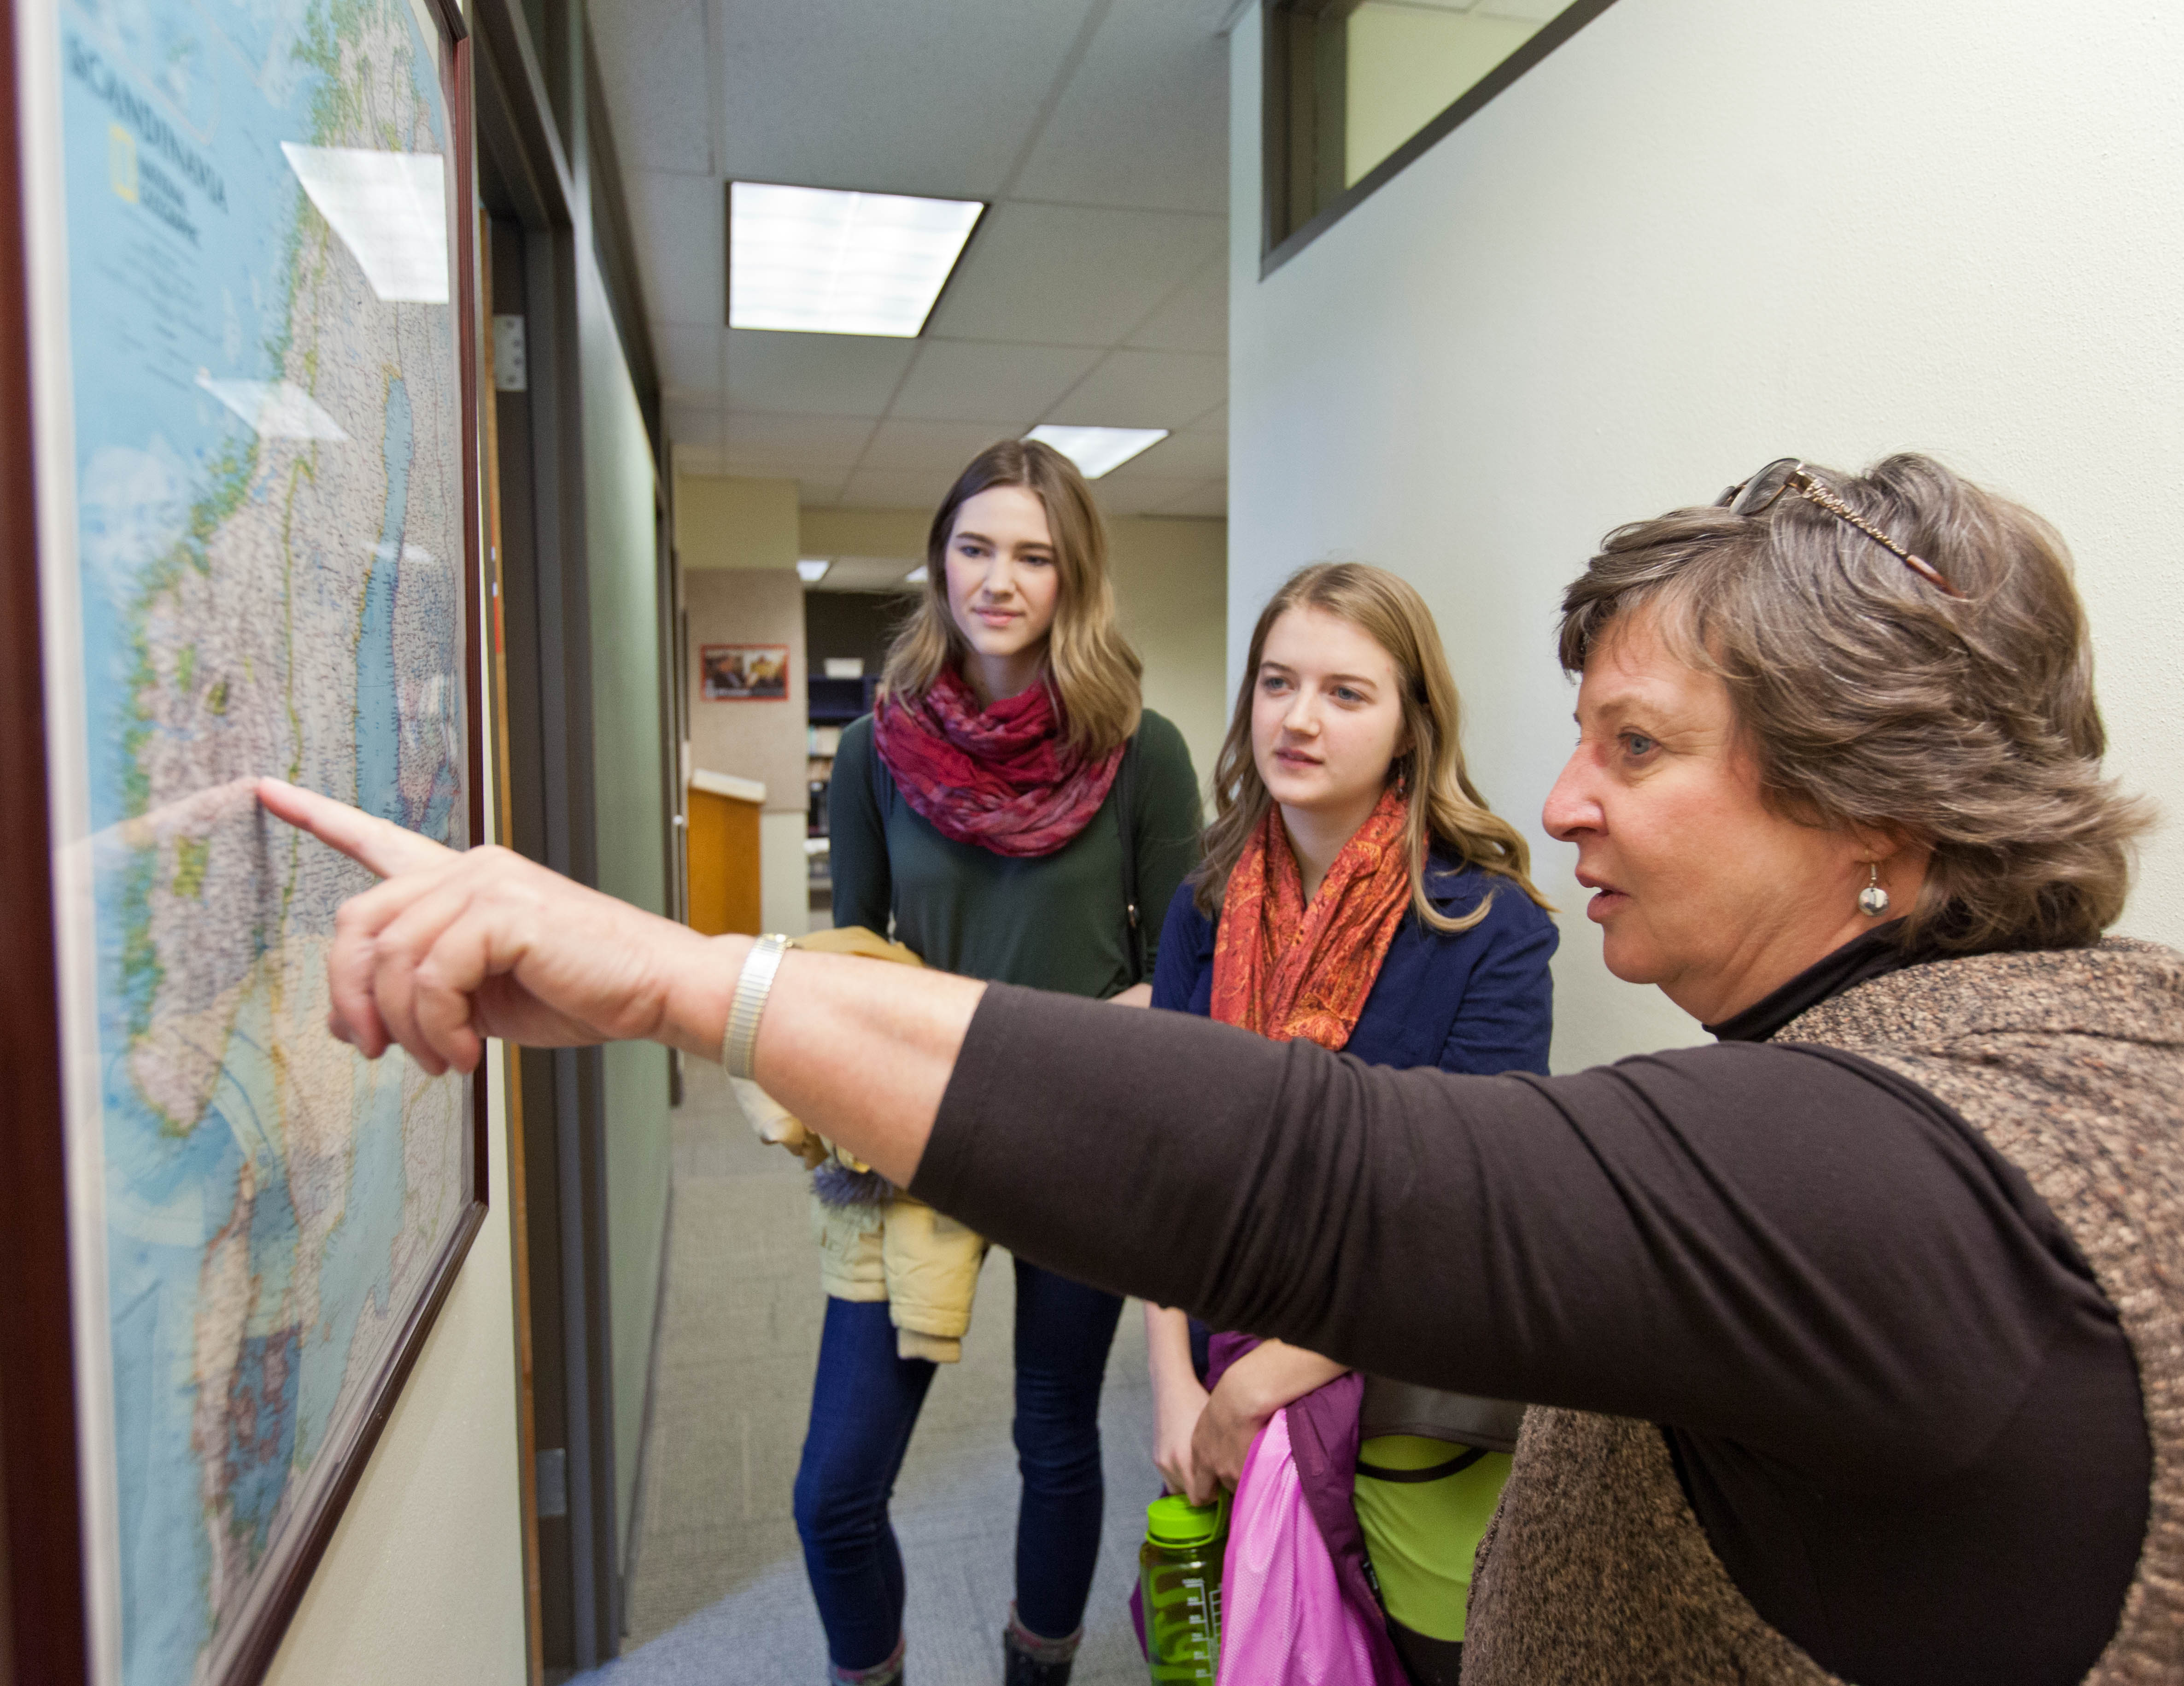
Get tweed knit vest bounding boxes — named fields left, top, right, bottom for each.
left=1463, top=939, right=2184, bottom=1686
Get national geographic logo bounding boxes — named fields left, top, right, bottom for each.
left=66, top=33, right=228, bottom=222
left=102, top=118, right=199, bottom=243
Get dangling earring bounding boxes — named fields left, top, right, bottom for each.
left=1857, top=862, right=1891, bottom=918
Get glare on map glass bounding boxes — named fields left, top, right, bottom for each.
left=281, top=143, right=449, bottom=304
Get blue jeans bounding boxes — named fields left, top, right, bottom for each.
left=792, top=1258, right=1124, bottom=1671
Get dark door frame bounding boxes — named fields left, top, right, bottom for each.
left=472, top=0, right=667, bottom=1670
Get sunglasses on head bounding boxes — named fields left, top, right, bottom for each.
left=1717, top=458, right=1963, bottom=599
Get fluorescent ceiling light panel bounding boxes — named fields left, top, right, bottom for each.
left=903, top=564, right=929, bottom=585
left=281, top=144, right=448, bottom=303
left=730, top=181, right=983, bottom=338
left=1024, top=425, right=1169, bottom=480
left=796, top=558, right=831, bottom=583
left=196, top=372, right=349, bottom=439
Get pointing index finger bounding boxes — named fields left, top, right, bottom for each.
left=257, top=777, right=455, bottom=879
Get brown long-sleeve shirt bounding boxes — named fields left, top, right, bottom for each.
left=910, top=976, right=2147, bottom=1686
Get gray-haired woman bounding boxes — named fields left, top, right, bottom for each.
left=262, top=453, right=2180, bottom=1686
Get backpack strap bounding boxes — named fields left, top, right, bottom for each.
left=1114, top=730, right=1145, bottom=986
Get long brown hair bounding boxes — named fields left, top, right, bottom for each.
left=878, top=439, right=1142, bottom=757
left=1194, top=563, right=1550, bottom=933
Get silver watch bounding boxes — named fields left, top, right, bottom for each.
left=721, top=932, right=790, bottom=1080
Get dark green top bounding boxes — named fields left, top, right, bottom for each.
left=829, top=708, right=1202, bottom=998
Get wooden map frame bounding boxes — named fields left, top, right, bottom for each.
left=0, top=0, right=490, bottom=1674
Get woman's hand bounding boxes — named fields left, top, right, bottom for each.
left=257, top=778, right=736, bottom=1075
left=1191, top=1372, right=1269, bottom=1493
left=1153, top=1370, right=1215, bottom=1505
left=1145, top=1302, right=1216, bottom=1502
left=1191, top=1341, right=1351, bottom=1492
left=257, top=778, right=984, bottom=1188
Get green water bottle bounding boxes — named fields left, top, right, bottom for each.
left=1139, top=1493, right=1227, bottom=1683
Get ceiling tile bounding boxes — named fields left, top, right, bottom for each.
left=1041, top=350, right=1225, bottom=430
left=723, top=451, right=863, bottom=485
left=1181, top=400, right=1227, bottom=436
left=724, top=330, right=918, bottom=416
left=1090, top=475, right=1207, bottom=518
left=797, top=472, right=851, bottom=507
left=659, top=325, right=726, bottom=401
left=841, top=468, right=960, bottom=510
left=721, top=411, right=878, bottom=472
left=719, top=0, right=1098, bottom=200
left=858, top=418, right=1023, bottom=475
left=664, top=400, right=723, bottom=446
left=1010, top=0, right=1229, bottom=214
left=627, top=170, right=724, bottom=329
left=888, top=341, right=1101, bottom=423
left=924, top=204, right=1224, bottom=346
left=673, top=442, right=728, bottom=479
left=1116, top=428, right=1226, bottom=480
left=1124, top=257, right=1227, bottom=354
left=1154, top=478, right=1229, bottom=518
left=589, top=0, right=712, bottom=174
left=724, top=411, right=878, bottom=453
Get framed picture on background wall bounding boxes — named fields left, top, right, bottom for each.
left=702, top=642, right=791, bottom=700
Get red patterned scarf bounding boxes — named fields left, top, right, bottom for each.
left=1210, top=787, right=1413, bottom=1050
left=872, top=666, right=1124, bottom=858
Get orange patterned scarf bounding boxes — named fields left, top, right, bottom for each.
left=1210, top=787, right=1413, bottom=1050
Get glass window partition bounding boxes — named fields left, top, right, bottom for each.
left=1262, top=0, right=1620, bottom=272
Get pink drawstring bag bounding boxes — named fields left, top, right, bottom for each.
left=1215, top=1407, right=1387, bottom=1686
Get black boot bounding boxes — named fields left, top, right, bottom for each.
left=1003, top=1604, right=1080, bottom=1686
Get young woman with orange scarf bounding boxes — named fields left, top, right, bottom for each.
left=1144, top=563, right=1556, bottom=1686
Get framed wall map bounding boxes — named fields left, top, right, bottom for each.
left=6, top=0, right=488, bottom=1674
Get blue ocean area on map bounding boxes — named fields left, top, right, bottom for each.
left=104, top=1102, right=243, bottom=1675
left=58, top=0, right=467, bottom=1677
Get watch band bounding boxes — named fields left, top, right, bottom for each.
left=722, top=932, right=790, bottom=1080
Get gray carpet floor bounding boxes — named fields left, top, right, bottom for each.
left=578, top=1059, right=1160, bottom=1686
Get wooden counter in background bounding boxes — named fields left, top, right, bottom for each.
left=685, top=770, right=765, bottom=935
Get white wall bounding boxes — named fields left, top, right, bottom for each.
left=761, top=809, right=812, bottom=937
left=1228, top=0, right=2184, bottom=1073
left=678, top=474, right=816, bottom=938
left=1110, top=517, right=1229, bottom=805
left=681, top=564, right=811, bottom=822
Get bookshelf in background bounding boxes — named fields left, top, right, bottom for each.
left=805, top=668, right=880, bottom=913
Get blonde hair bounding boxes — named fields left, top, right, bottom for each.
left=878, top=439, right=1142, bottom=757
left=1194, top=563, right=1551, bottom=933
left=1557, top=452, right=2151, bottom=954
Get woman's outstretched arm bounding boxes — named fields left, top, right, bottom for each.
left=257, top=778, right=976, bottom=1186
left=261, top=777, right=2066, bottom=1478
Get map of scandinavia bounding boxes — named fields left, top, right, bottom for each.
left=59, top=0, right=469, bottom=1676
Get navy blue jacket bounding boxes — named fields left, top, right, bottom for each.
left=1150, top=849, right=1557, bottom=1075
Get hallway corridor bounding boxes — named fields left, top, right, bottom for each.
left=580, top=1061, right=1161, bottom=1685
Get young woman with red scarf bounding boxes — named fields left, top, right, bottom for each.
left=801, top=439, right=1202, bottom=1686
left=1145, top=563, right=1556, bottom=1686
